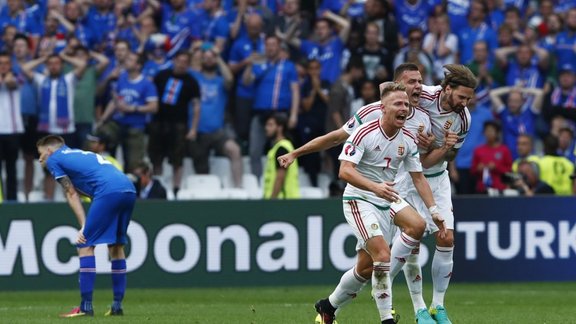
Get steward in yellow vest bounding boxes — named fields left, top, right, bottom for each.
left=263, top=114, right=300, bottom=199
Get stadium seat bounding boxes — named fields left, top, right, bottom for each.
left=222, top=188, right=249, bottom=199
left=242, top=174, right=262, bottom=199
left=299, top=186, right=326, bottom=199
left=210, top=156, right=232, bottom=184
left=183, top=174, right=222, bottom=191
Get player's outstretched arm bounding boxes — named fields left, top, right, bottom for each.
left=409, top=171, right=446, bottom=238
left=277, top=128, right=349, bottom=168
left=58, top=176, right=87, bottom=244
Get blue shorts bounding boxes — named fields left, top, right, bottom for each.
left=77, top=191, right=136, bottom=248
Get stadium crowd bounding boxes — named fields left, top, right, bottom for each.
left=0, top=0, right=575, bottom=202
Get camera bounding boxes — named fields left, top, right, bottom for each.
left=501, top=172, right=522, bottom=185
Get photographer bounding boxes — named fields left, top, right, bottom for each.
left=504, top=160, right=555, bottom=196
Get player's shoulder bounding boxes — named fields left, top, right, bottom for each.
left=420, top=84, right=442, bottom=102
left=457, top=107, right=472, bottom=132
left=350, top=119, right=380, bottom=144
left=401, top=126, right=418, bottom=145
left=355, top=100, right=381, bottom=118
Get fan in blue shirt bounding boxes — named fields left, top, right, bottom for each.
left=37, top=135, right=135, bottom=318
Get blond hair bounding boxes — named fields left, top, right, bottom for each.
left=380, top=82, right=407, bottom=100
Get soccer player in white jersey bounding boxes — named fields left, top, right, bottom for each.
left=278, top=64, right=439, bottom=323
left=398, top=64, right=477, bottom=324
left=324, top=82, right=445, bottom=324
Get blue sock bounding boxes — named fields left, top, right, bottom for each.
left=111, top=259, right=126, bottom=310
left=79, top=256, right=96, bottom=313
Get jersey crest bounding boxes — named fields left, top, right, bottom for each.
left=443, top=119, right=454, bottom=130
left=397, top=144, right=405, bottom=156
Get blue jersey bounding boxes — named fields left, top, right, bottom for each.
left=161, top=4, right=200, bottom=57
left=499, top=108, right=537, bottom=159
left=197, top=9, right=230, bottom=43
left=229, top=35, right=265, bottom=98
left=253, top=59, right=297, bottom=110
left=0, top=7, right=42, bottom=36
left=394, top=0, right=433, bottom=37
left=458, top=22, right=498, bottom=64
left=318, top=0, right=365, bottom=18
left=84, top=7, right=117, bottom=45
left=143, top=59, right=172, bottom=80
left=505, top=61, right=544, bottom=88
left=46, top=145, right=135, bottom=198
left=12, top=59, right=38, bottom=116
left=446, top=0, right=470, bottom=32
left=555, top=31, right=576, bottom=68
left=300, top=38, right=344, bottom=83
left=190, top=71, right=228, bottom=133
left=113, top=73, right=158, bottom=129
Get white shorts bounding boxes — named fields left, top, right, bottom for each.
left=404, top=170, right=454, bottom=233
left=343, top=198, right=409, bottom=251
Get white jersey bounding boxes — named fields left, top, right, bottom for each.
left=339, top=119, right=422, bottom=207
left=419, top=85, right=471, bottom=175
left=342, top=100, right=381, bottom=135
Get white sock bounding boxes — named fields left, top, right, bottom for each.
left=403, top=250, right=427, bottom=313
left=372, top=262, right=392, bottom=321
left=329, top=266, right=368, bottom=315
left=431, top=245, right=454, bottom=307
left=390, top=232, right=420, bottom=278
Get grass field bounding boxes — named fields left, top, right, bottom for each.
left=0, top=282, right=574, bottom=323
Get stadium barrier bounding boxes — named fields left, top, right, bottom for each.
left=0, top=197, right=574, bottom=290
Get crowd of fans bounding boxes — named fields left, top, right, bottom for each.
left=0, top=0, right=575, bottom=203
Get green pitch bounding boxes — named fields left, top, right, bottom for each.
left=0, top=282, right=573, bottom=323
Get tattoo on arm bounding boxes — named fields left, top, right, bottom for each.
left=57, top=176, right=74, bottom=193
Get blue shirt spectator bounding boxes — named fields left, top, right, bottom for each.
left=190, top=70, right=228, bottom=133
left=458, top=1, right=498, bottom=64
left=84, top=4, right=117, bottom=48
left=229, top=34, right=265, bottom=98
left=159, top=2, right=200, bottom=57
left=555, top=8, right=576, bottom=68
left=394, top=0, right=433, bottom=39
left=113, top=71, right=158, bottom=129
left=252, top=58, right=298, bottom=110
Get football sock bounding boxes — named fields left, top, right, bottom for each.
left=390, top=232, right=420, bottom=278
left=111, top=259, right=127, bottom=310
left=329, top=266, right=368, bottom=315
left=431, top=246, right=454, bottom=307
left=79, top=256, right=96, bottom=313
left=403, top=252, right=427, bottom=313
left=372, top=262, right=393, bottom=321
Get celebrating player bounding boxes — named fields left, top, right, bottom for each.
left=395, top=64, right=477, bottom=324
left=315, top=82, right=445, bottom=324
left=37, top=135, right=137, bottom=317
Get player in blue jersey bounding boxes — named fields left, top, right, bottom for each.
left=37, top=135, right=137, bottom=318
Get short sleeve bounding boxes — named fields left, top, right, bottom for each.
left=46, top=156, right=66, bottom=180
left=403, top=141, right=423, bottom=173
left=145, top=79, right=158, bottom=102
left=338, top=137, right=365, bottom=165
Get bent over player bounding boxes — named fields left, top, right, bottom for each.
left=37, top=135, right=136, bottom=317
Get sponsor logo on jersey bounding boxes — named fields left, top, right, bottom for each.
left=374, top=145, right=381, bottom=151
left=344, top=144, right=356, bottom=156
left=413, top=274, right=422, bottom=283
left=397, top=144, right=405, bottom=156
left=395, top=257, right=406, bottom=263
left=444, top=271, right=453, bottom=278
left=347, top=118, right=355, bottom=128
left=444, top=119, right=454, bottom=130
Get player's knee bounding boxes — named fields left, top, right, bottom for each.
left=405, top=217, right=426, bottom=239
left=371, top=250, right=390, bottom=263
left=357, top=265, right=373, bottom=279
left=436, top=230, right=454, bottom=247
